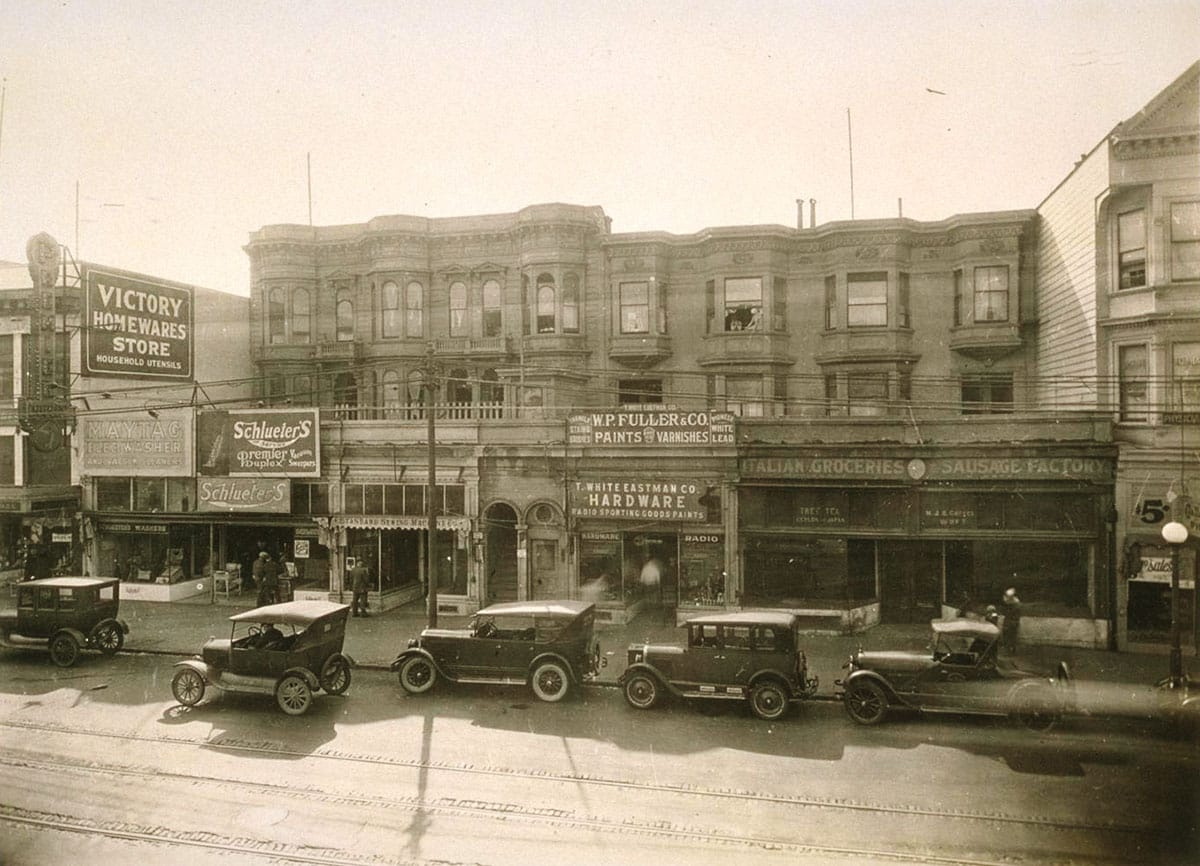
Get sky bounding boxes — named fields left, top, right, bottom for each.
left=1, top=1, right=1197, bottom=296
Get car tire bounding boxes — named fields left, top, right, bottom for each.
left=1008, top=682, right=1061, bottom=732
left=844, top=679, right=889, bottom=725
left=750, top=680, right=789, bottom=721
left=172, top=668, right=206, bottom=707
left=320, top=656, right=352, bottom=695
left=49, top=632, right=80, bottom=668
left=623, top=673, right=660, bottom=710
left=93, top=622, right=124, bottom=655
left=398, top=656, right=437, bottom=695
left=530, top=660, right=570, bottom=703
left=276, top=674, right=313, bottom=716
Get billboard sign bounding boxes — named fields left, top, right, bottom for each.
left=571, top=479, right=707, bottom=522
left=83, top=266, right=193, bottom=380
left=197, top=408, right=320, bottom=477
left=197, top=478, right=291, bottom=513
left=568, top=409, right=735, bottom=446
left=77, top=406, right=194, bottom=477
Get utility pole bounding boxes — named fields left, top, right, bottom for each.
left=423, top=342, right=441, bottom=626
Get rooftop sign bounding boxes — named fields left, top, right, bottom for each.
left=82, top=266, right=194, bottom=380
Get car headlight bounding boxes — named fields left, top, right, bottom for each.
left=407, top=638, right=419, bottom=649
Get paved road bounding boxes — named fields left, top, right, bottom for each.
left=0, top=653, right=1196, bottom=866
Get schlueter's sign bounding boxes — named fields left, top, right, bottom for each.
left=197, top=478, right=290, bottom=513
left=197, top=408, right=320, bottom=477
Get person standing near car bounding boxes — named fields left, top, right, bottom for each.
left=1000, top=587, right=1022, bottom=655
left=255, top=552, right=279, bottom=607
left=350, top=559, right=371, bottom=617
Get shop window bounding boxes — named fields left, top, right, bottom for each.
left=336, top=293, right=355, bottom=341
left=133, top=479, right=165, bottom=513
left=961, top=375, right=1014, bottom=415
left=97, top=478, right=131, bottom=511
left=405, top=281, right=424, bottom=338
left=381, top=281, right=401, bottom=338
left=619, top=281, right=649, bottom=334
left=973, top=266, right=1008, bottom=322
left=403, top=484, right=425, bottom=516
left=562, top=273, right=580, bottom=333
left=1118, top=344, right=1149, bottom=422
left=364, top=484, right=384, bottom=514
left=742, top=535, right=855, bottom=605
left=292, top=288, right=310, bottom=343
left=166, top=478, right=193, bottom=512
left=848, top=373, right=888, bottom=417
left=1171, top=341, right=1200, bottom=413
left=536, top=276, right=556, bottom=333
left=726, top=375, right=764, bottom=417
left=1118, top=209, right=1147, bottom=289
left=384, top=484, right=404, bottom=515
left=482, top=279, right=503, bottom=337
left=441, top=484, right=466, bottom=515
left=946, top=540, right=1089, bottom=613
left=291, top=482, right=329, bottom=514
left=579, top=534, right=623, bottom=603
left=344, top=484, right=364, bottom=515
left=723, top=277, right=762, bottom=331
left=847, top=272, right=887, bottom=327
left=267, top=287, right=286, bottom=344
left=1171, top=201, right=1200, bottom=281
left=618, top=378, right=662, bottom=405
left=449, top=281, right=467, bottom=337
left=0, top=436, right=13, bottom=485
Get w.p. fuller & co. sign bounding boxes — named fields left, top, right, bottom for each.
left=197, top=408, right=320, bottom=477
left=82, top=266, right=193, bottom=380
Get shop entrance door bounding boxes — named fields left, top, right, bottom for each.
left=879, top=541, right=942, bottom=624
left=484, top=503, right=518, bottom=603
left=630, top=532, right=679, bottom=610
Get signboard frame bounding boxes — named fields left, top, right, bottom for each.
left=82, top=265, right=194, bottom=381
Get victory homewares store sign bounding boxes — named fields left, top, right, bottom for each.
left=82, top=266, right=194, bottom=380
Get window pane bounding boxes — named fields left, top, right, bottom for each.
left=482, top=279, right=502, bottom=336
left=973, top=266, right=1009, bottom=322
left=620, top=282, right=649, bottom=333
left=268, top=288, right=285, bottom=344
left=292, top=288, right=310, bottom=341
left=405, top=282, right=424, bottom=337
left=381, top=281, right=400, bottom=338
left=1119, top=344, right=1149, bottom=422
left=537, top=284, right=556, bottom=333
left=1171, top=201, right=1200, bottom=280
left=97, top=478, right=131, bottom=511
left=824, top=275, right=837, bottom=329
left=1172, top=341, right=1200, bottom=411
left=724, top=277, right=762, bottom=331
left=726, top=375, right=764, bottom=416
left=449, top=282, right=467, bottom=337
left=1118, top=210, right=1147, bottom=289
left=847, top=273, right=887, bottom=327
left=336, top=297, right=354, bottom=341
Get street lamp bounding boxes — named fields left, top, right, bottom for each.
left=1161, top=520, right=1190, bottom=687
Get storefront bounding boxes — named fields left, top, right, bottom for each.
left=0, top=492, right=82, bottom=583
left=738, top=449, right=1117, bottom=645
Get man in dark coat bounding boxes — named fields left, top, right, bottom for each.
left=255, top=552, right=279, bottom=607
left=350, top=559, right=371, bottom=617
left=1000, top=587, right=1022, bottom=655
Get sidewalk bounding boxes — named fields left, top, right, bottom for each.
left=117, top=593, right=1179, bottom=696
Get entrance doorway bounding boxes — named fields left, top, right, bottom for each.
left=628, top=532, right=679, bottom=610
left=484, top=503, right=518, bottom=603
left=879, top=541, right=942, bottom=624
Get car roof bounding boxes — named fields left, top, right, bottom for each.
left=230, top=600, right=349, bottom=626
left=475, top=600, right=594, bottom=618
left=931, top=617, right=1000, bottom=638
left=18, top=577, right=119, bottom=590
left=683, top=610, right=798, bottom=628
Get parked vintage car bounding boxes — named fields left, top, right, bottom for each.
left=0, top=577, right=128, bottom=667
left=171, top=600, right=354, bottom=716
left=836, top=617, right=1074, bottom=730
left=618, top=611, right=820, bottom=721
left=392, top=600, right=602, bottom=703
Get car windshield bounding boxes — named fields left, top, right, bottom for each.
left=234, top=620, right=300, bottom=650
left=933, top=632, right=991, bottom=666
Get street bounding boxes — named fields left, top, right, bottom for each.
left=0, top=652, right=1195, bottom=866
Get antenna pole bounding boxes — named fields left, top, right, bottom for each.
left=847, top=108, right=855, bottom=220
left=307, top=152, right=313, bottom=226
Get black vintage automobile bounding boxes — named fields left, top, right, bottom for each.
left=618, top=611, right=819, bottom=721
left=0, top=577, right=128, bottom=667
left=392, top=600, right=602, bottom=703
left=836, top=618, right=1074, bottom=730
left=171, top=600, right=354, bottom=716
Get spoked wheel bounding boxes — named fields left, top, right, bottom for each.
left=275, top=674, right=313, bottom=716
left=623, top=673, right=660, bottom=710
left=320, top=656, right=352, bottom=695
left=530, top=661, right=570, bottom=702
left=92, top=622, right=124, bottom=655
left=844, top=679, right=889, bottom=725
left=172, top=668, right=206, bottom=707
left=750, top=681, right=789, bottom=721
left=49, top=632, right=81, bottom=668
left=1009, top=682, right=1061, bottom=732
left=398, top=656, right=437, bottom=694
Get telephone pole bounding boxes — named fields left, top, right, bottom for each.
left=422, top=342, right=441, bottom=627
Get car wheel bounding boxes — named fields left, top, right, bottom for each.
left=172, top=668, right=205, bottom=707
left=750, top=680, right=789, bottom=721
left=844, top=679, right=888, bottom=725
left=1009, top=682, right=1061, bottom=732
left=93, top=622, right=124, bottom=655
left=398, top=656, right=437, bottom=694
left=320, top=656, right=352, bottom=695
left=49, top=632, right=81, bottom=668
left=623, top=673, right=660, bottom=710
left=530, top=660, right=570, bottom=703
left=276, top=674, right=313, bottom=716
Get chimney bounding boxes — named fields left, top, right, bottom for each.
left=809, top=199, right=817, bottom=228
left=795, top=198, right=804, bottom=229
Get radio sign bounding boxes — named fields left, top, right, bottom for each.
left=83, top=266, right=193, bottom=380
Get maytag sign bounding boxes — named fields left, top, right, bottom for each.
left=82, top=266, right=194, bottom=380
left=77, top=407, right=193, bottom=476
left=197, top=408, right=320, bottom=477
left=568, top=409, right=735, bottom=446
left=198, top=478, right=291, bottom=513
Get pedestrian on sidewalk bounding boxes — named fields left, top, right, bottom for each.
left=1000, top=587, right=1022, bottom=655
left=255, top=552, right=279, bottom=607
left=350, top=559, right=371, bottom=617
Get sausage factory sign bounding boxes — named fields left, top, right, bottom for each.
left=82, top=266, right=193, bottom=380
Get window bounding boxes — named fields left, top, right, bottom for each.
left=825, top=375, right=841, bottom=416
left=618, top=379, right=662, bottom=404
left=824, top=276, right=837, bottom=329
left=405, top=281, right=424, bottom=338
left=1118, top=344, right=1149, bottom=422
left=619, top=282, right=649, bottom=333
left=953, top=269, right=966, bottom=327
left=97, top=478, right=131, bottom=511
left=381, top=369, right=402, bottom=416
left=1118, top=209, right=1147, bottom=289
left=897, top=272, right=910, bottom=327
left=449, top=281, right=467, bottom=337
left=772, top=277, right=787, bottom=331
left=447, top=368, right=471, bottom=404
left=294, top=375, right=313, bottom=405
left=482, top=279, right=502, bottom=337
left=847, top=272, right=887, bottom=327
left=723, top=278, right=762, bottom=331
left=134, top=478, right=165, bottom=512
left=973, top=266, right=1009, bottom=322
left=336, top=293, right=355, bottom=341
left=961, top=375, right=1014, bottom=415
left=536, top=275, right=556, bottom=333
left=381, top=281, right=401, bottom=338
left=292, top=288, right=310, bottom=343
left=847, top=373, right=888, bottom=417
left=267, top=287, right=286, bottom=344
left=706, top=279, right=716, bottom=332
left=481, top=369, right=503, bottom=411
left=1171, top=201, right=1200, bottom=281
left=657, top=281, right=668, bottom=333
left=1171, top=342, right=1200, bottom=413
left=291, top=483, right=329, bottom=514
left=0, top=436, right=13, bottom=485
left=267, top=375, right=287, bottom=406
left=562, top=273, right=579, bottom=333
left=726, top=375, right=764, bottom=417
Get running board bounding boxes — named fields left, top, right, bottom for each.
left=454, top=676, right=527, bottom=686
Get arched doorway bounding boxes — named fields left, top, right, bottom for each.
left=484, top=502, right=518, bottom=603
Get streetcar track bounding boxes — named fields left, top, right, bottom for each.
left=0, top=716, right=1154, bottom=836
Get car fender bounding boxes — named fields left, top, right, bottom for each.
left=747, top=669, right=795, bottom=698
left=842, top=668, right=911, bottom=707
left=88, top=617, right=129, bottom=641
left=52, top=626, right=88, bottom=647
left=390, top=647, right=450, bottom=679
left=173, top=658, right=213, bottom=683
left=280, top=666, right=320, bottom=691
left=529, top=651, right=578, bottom=683
left=618, top=661, right=684, bottom=698
left=331, top=652, right=356, bottom=668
